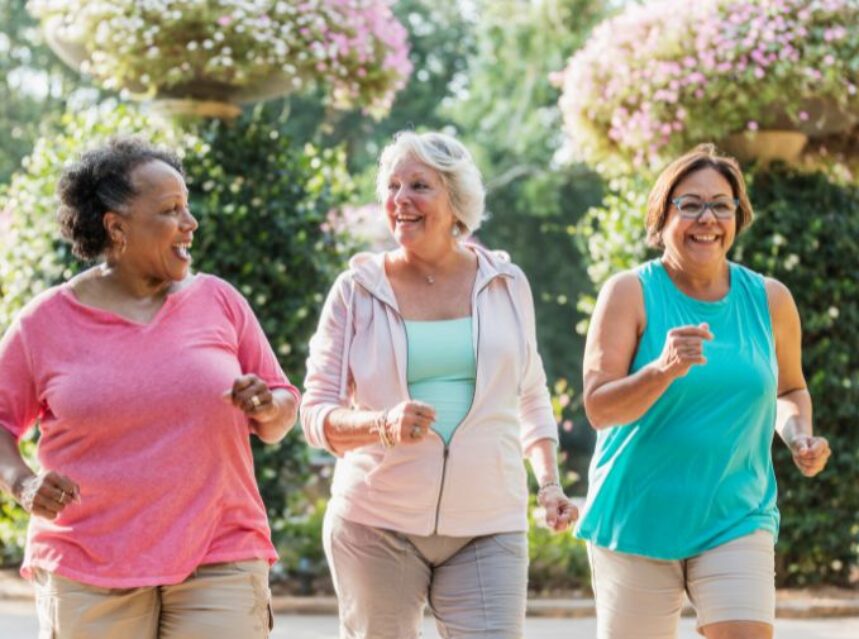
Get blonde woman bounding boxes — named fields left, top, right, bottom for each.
left=302, top=131, right=577, bottom=638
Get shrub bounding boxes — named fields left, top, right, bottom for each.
left=0, top=101, right=356, bottom=563
left=555, top=0, right=859, bottom=174
left=577, top=164, right=859, bottom=585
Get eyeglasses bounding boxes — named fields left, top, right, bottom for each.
left=671, top=196, right=739, bottom=220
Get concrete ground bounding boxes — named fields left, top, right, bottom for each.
left=2, top=600, right=859, bottom=638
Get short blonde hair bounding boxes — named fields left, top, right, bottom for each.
left=646, top=143, right=754, bottom=248
left=376, top=131, right=485, bottom=233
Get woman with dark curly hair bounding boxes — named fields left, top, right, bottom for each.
left=0, top=137, right=298, bottom=638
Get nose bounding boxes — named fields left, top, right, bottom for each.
left=392, top=184, right=409, bottom=206
left=181, top=206, right=198, bottom=232
left=696, top=206, right=718, bottom=223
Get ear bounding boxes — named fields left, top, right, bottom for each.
left=103, top=211, right=126, bottom=243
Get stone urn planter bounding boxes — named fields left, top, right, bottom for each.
left=42, top=17, right=302, bottom=119
left=555, top=0, right=859, bottom=175
left=722, top=130, right=808, bottom=166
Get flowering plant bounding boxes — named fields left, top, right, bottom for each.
left=28, top=0, right=412, bottom=117
left=555, top=0, right=859, bottom=174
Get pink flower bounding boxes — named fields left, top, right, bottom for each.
left=747, top=121, right=759, bottom=131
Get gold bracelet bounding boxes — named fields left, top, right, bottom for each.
left=373, top=410, right=393, bottom=448
left=538, top=481, right=561, bottom=498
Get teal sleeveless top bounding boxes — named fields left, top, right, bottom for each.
left=576, top=260, right=779, bottom=559
left=404, top=318, right=476, bottom=445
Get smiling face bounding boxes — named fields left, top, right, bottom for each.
left=106, top=159, right=197, bottom=285
left=384, top=155, right=459, bottom=251
left=661, top=167, right=737, bottom=270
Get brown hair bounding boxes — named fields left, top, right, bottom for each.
left=645, top=143, right=753, bottom=248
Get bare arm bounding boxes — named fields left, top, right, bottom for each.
left=582, top=272, right=714, bottom=429
left=526, top=437, right=577, bottom=532
left=251, top=389, right=298, bottom=444
left=225, top=376, right=298, bottom=444
left=0, top=428, right=79, bottom=519
left=766, top=278, right=830, bottom=476
left=0, top=428, right=33, bottom=502
left=324, top=400, right=438, bottom=456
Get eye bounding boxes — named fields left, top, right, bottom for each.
left=677, top=199, right=703, bottom=214
left=412, top=182, right=428, bottom=190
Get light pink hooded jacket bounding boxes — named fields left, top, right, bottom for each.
left=301, top=245, right=558, bottom=536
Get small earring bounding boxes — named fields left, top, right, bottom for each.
left=452, top=224, right=461, bottom=238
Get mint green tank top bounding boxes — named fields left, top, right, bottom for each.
left=404, top=318, right=476, bottom=445
left=576, top=260, right=779, bottom=559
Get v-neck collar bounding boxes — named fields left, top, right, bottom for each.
left=59, top=274, right=202, bottom=328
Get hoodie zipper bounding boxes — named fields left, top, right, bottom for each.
left=359, top=255, right=512, bottom=535
left=432, top=275, right=496, bottom=534
left=432, top=313, right=479, bottom=534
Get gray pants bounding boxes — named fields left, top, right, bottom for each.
left=323, top=509, right=528, bottom=639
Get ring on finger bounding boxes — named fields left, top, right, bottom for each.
left=410, top=425, right=422, bottom=439
left=57, top=489, right=66, bottom=504
left=250, top=395, right=262, bottom=408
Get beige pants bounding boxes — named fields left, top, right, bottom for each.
left=588, top=530, right=775, bottom=639
left=34, top=561, right=272, bottom=639
left=323, top=509, right=529, bottom=639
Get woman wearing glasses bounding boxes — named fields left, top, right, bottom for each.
left=577, top=144, right=830, bottom=639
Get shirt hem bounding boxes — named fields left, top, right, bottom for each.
left=577, top=521, right=777, bottom=561
left=21, top=549, right=278, bottom=589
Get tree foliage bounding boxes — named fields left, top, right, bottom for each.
left=0, top=0, right=95, bottom=183
left=446, top=0, right=610, bottom=474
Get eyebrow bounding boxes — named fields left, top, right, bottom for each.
left=154, top=189, right=190, bottom=201
left=675, top=193, right=732, bottom=199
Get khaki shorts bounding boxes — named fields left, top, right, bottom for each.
left=33, top=560, right=272, bottom=639
left=588, top=530, right=775, bottom=638
left=324, top=509, right=529, bottom=639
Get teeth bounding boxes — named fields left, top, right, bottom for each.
left=173, top=242, right=191, bottom=258
left=692, top=235, right=717, bottom=242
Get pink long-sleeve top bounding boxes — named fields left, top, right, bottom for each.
left=301, top=246, right=559, bottom=536
left=0, top=274, right=299, bottom=588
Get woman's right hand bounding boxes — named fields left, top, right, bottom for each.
left=655, top=322, right=714, bottom=380
left=14, top=471, right=79, bottom=520
left=383, top=400, right=437, bottom=445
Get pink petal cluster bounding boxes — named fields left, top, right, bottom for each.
left=555, top=0, right=859, bottom=173
left=29, top=0, right=413, bottom=117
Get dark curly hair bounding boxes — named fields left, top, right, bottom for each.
left=57, top=137, right=184, bottom=260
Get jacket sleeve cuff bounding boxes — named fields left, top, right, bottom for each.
left=303, top=403, right=342, bottom=457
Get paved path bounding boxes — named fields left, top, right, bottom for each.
left=2, top=600, right=858, bottom=638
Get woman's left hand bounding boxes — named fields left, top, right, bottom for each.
left=537, top=485, right=579, bottom=533
left=788, top=434, right=831, bottom=477
left=224, top=374, right=277, bottom=422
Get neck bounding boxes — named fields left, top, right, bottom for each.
left=660, top=253, right=729, bottom=293
left=396, top=240, right=464, bottom=277
left=99, top=261, right=176, bottom=300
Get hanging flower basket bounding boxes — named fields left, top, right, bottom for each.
left=30, top=0, right=413, bottom=119
left=555, top=0, right=859, bottom=174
